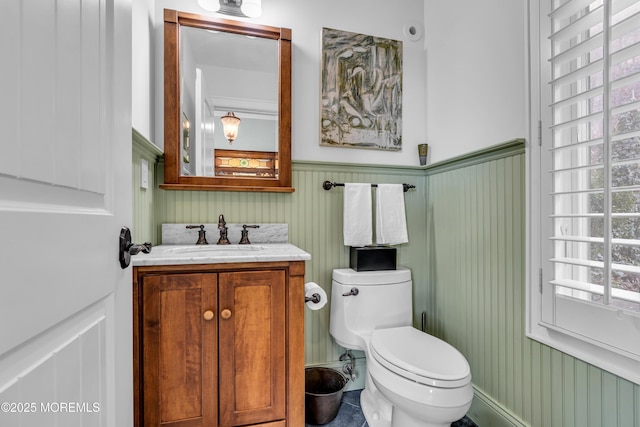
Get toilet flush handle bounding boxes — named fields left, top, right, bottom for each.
left=342, top=287, right=359, bottom=297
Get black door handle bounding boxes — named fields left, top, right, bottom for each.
left=119, top=227, right=152, bottom=269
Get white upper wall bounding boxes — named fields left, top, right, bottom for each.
left=424, top=0, right=528, bottom=163
left=132, top=0, right=528, bottom=166
left=132, top=0, right=155, bottom=139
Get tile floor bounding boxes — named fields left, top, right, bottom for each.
left=305, top=390, right=478, bottom=427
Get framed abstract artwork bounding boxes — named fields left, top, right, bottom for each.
left=320, top=27, right=403, bottom=151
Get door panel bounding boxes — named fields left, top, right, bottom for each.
left=0, top=1, right=132, bottom=426
left=218, top=270, right=286, bottom=426
left=0, top=0, right=127, bottom=356
left=142, top=274, right=217, bottom=427
left=159, top=288, right=203, bottom=421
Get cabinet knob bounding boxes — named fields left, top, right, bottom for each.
left=220, top=309, right=232, bottom=320
left=203, top=310, right=214, bottom=321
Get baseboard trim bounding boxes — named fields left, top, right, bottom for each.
left=468, top=386, right=529, bottom=427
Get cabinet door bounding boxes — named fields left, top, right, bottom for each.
left=142, top=273, right=218, bottom=427
left=218, top=270, right=286, bottom=426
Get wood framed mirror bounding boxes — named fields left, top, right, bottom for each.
left=161, top=9, right=293, bottom=192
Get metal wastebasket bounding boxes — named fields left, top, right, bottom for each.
left=305, top=367, right=348, bottom=425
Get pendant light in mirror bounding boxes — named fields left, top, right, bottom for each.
left=221, top=112, right=241, bottom=144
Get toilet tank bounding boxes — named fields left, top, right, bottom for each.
left=329, top=268, right=412, bottom=351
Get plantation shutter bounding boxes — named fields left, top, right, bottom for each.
left=543, top=0, right=640, bottom=356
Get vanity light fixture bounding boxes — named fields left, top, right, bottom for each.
left=221, top=112, right=241, bottom=144
left=197, top=0, right=221, bottom=12
left=240, top=0, right=262, bottom=18
left=197, top=0, right=262, bottom=18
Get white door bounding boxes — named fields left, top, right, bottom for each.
left=0, top=0, right=133, bottom=426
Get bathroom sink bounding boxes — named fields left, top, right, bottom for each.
left=132, top=243, right=311, bottom=266
left=163, top=245, right=266, bottom=254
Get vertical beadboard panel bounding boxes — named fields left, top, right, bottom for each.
left=152, top=161, right=427, bottom=365
left=426, top=149, right=640, bottom=427
left=132, top=130, right=163, bottom=245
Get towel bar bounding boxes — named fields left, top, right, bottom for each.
left=322, top=180, right=415, bottom=192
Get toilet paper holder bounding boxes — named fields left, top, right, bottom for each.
left=305, top=293, right=322, bottom=304
left=304, top=282, right=327, bottom=310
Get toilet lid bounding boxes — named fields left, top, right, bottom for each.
left=371, top=326, right=471, bottom=388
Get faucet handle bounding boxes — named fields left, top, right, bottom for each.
left=239, top=224, right=260, bottom=245
left=186, top=224, right=208, bottom=245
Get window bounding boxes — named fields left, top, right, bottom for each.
left=528, top=0, right=640, bottom=384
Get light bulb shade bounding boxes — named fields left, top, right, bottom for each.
left=198, top=0, right=220, bottom=12
left=240, top=0, right=262, bottom=18
left=221, top=112, right=241, bottom=144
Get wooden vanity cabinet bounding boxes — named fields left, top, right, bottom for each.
left=133, top=261, right=305, bottom=427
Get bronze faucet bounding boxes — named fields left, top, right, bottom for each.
left=217, top=214, right=231, bottom=245
left=186, top=224, right=208, bottom=245
left=239, top=225, right=260, bottom=244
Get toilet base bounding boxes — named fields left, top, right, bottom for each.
left=371, top=374, right=472, bottom=427
left=392, top=408, right=451, bottom=427
left=360, top=386, right=391, bottom=427
left=361, top=385, right=460, bottom=427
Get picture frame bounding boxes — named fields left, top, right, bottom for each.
left=320, top=27, right=403, bottom=151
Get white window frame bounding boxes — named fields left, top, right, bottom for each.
left=527, top=0, right=640, bottom=385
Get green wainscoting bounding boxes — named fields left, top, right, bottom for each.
left=132, top=133, right=640, bottom=426
left=425, top=141, right=640, bottom=427
left=132, top=129, right=163, bottom=245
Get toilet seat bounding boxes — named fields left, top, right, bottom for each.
left=370, top=326, right=471, bottom=388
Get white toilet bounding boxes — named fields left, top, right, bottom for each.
left=329, top=267, right=473, bottom=427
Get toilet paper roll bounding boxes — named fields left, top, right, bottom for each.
left=304, top=282, right=327, bottom=311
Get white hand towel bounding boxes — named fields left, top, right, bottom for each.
left=375, top=184, right=408, bottom=245
left=343, top=183, right=373, bottom=246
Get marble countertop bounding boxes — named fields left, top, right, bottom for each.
left=132, top=243, right=311, bottom=267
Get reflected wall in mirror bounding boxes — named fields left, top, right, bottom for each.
left=162, top=9, right=293, bottom=192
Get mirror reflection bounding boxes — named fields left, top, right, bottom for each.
left=179, top=26, right=279, bottom=178
left=162, top=10, right=292, bottom=192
